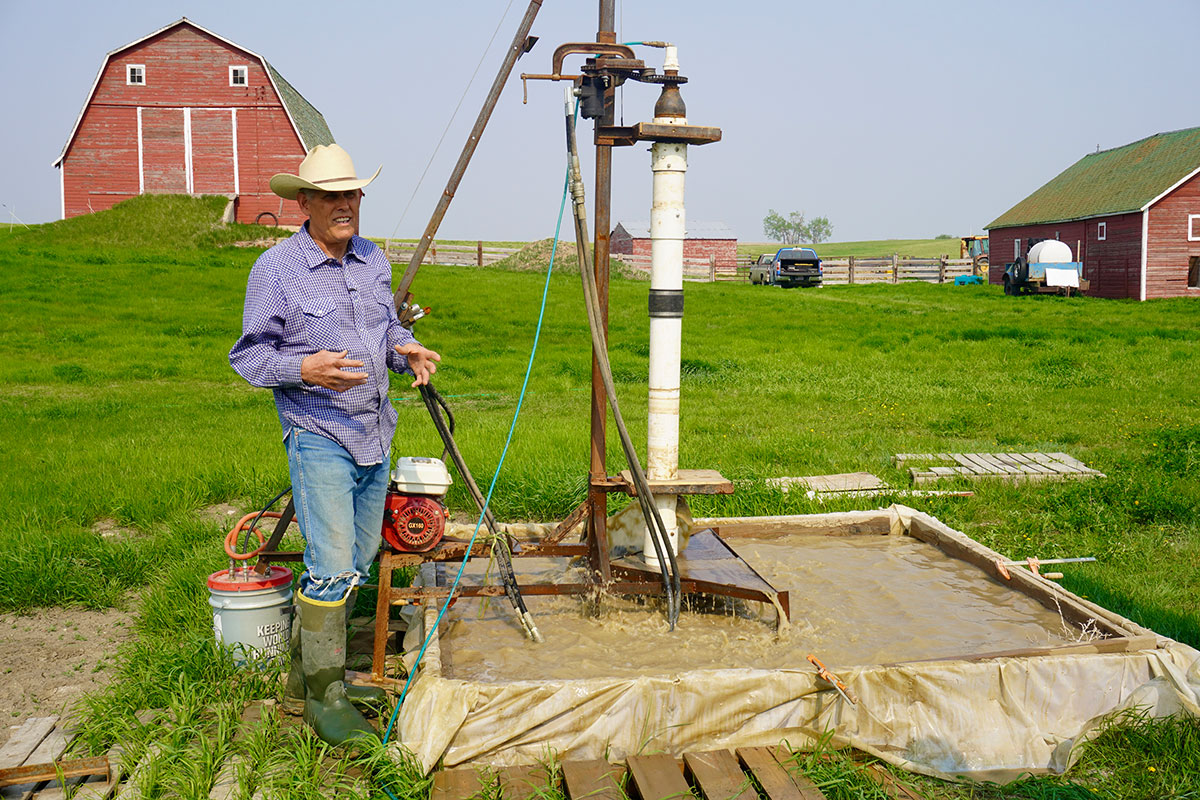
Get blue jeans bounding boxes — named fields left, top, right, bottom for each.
left=285, top=428, right=389, bottom=603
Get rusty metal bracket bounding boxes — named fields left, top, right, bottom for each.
left=551, top=42, right=636, bottom=74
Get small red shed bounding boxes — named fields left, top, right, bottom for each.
left=986, top=127, right=1200, bottom=300
left=610, top=221, right=738, bottom=269
left=53, top=18, right=334, bottom=226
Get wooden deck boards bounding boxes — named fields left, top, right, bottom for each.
left=895, top=452, right=1104, bottom=485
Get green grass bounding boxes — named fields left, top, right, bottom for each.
left=741, top=238, right=968, bottom=259
left=1, top=196, right=1199, bottom=797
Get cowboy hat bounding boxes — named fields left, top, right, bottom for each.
left=269, top=143, right=382, bottom=200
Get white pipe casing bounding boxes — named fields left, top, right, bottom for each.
left=644, top=112, right=688, bottom=569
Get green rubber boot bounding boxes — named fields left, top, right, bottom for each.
left=283, top=590, right=386, bottom=715
left=296, top=593, right=376, bottom=745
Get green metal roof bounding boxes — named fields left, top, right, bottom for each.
left=987, top=126, right=1200, bottom=230
left=266, top=63, right=334, bottom=151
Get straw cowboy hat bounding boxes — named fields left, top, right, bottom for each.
left=269, top=144, right=381, bottom=200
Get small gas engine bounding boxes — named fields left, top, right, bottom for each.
left=381, top=456, right=452, bottom=553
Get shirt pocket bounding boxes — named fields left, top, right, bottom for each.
left=300, top=298, right=342, bottom=351
left=370, top=289, right=395, bottom=340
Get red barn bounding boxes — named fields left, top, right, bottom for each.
left=52, top=18, right=334, bottom=226
left=610, top=221, right=738, bottom=269
left=987, top=127, right=1200, bottom=300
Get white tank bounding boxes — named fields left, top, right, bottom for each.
left=1028, top=240, right=1074, bottom=264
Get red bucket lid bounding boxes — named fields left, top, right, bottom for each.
left=208, top=565, right=293, bottom=592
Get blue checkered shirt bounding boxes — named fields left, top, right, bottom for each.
left=229, top=223, right=417, bottom=465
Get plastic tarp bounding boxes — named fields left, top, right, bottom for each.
left=388, top=505, right=1200, bottom=781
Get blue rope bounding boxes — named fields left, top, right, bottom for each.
left=380, top=165, right=571, bottom=753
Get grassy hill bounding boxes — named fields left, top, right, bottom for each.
left=740, top=237, right=966, bottom=260
left=9, top=195, right=287, bottom=250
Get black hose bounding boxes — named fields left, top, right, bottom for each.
left=564, top=101, right=682, bottom=628
left=418, top=382, right=542, bottom=642
left=240, top=485, right=292, bottom=557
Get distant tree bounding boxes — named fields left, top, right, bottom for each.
left=935, top=233, right=954, bottom=240
left=805, top=216, right=833, bottom=244
left=762, top=209, right=806, bottom=244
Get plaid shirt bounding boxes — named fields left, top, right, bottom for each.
left=229, top=223, right=417, bottom=465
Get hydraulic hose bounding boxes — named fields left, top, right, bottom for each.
left=419, top=382, right=542, bottom=643
left=563, top=92, right=682, bottom=628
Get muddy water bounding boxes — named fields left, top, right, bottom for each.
left=439, top=534, right=1076, bottom=683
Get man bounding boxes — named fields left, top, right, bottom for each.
left=229, top=143, right=440, bottom=744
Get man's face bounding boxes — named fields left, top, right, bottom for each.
left=298, top=189, right=361, bottom=255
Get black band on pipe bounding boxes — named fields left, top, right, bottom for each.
left=648, top=289, right=684, bottom=318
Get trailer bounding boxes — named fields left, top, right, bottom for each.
left=1003, top=239, right=1088, bottom=296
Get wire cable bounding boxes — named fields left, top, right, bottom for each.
left=387, top=0, right=518, bottom=241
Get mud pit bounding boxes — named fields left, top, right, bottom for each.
left=441, top=534, right=1075, bottom=682
left=394, top=507, right=1193, bottom=779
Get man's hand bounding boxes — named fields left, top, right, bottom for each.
left=395, top=342, right=441, bottom=387
left=301, top=350, right=368, bottom=392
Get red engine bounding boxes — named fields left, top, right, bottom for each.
left=382, top=490, right=448, bottom=553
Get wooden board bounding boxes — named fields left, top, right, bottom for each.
left=0, top=719, right=57, bottom=770
left=626, top=754, right=689, bottom=800
left=735, top=748, right=825, bottom=800
left=766, top=473, right=888, bottom=494
left=431, top=766, right=495, bottom=800
left=907, top=452, right=1104, bottom=484
left=562, top=759, right=624, bottom=800
left=683, top=750, right=755, bottom=800
left=496, top=764, right=551, bottom=800
left=616, top=469, right=734, bottom=496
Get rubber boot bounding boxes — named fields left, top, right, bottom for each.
left=283, top=590, right=386, bottom=715
left=297, top=593, right=376, bottom=745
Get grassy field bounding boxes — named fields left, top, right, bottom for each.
left=2, top=197, right=1199, bottom=797
left=740, top=238, right=968, bottom=260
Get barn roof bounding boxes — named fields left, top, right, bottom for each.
left=987, top=126, right=1200, bottom=230
left=53, top=18, right=333, bottom=167
left=613, top=220, right=736, bottom=239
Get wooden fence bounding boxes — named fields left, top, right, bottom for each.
left=381, top=241, right=981, bottom=286
left=384, top=240, right=521, bottom=268
left=735, top=254, right=983, bottom=285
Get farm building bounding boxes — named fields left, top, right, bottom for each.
left=610, top=221, right=738, bottom=269
left=52, top=18, right=333, bottom=226
left=986, top=126, right=1200, bottom=300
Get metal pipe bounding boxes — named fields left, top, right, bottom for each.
left=587, top=0, right=617, bottom=585
left=643, top=49, right=688, bottom=569
left=393, top=0, right=544, bottom=307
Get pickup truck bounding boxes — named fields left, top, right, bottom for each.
left=748, top=247, right=823, bottom=287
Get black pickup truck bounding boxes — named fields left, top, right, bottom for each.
left=748, top=247, right=823, bottom=287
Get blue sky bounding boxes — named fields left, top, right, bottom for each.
left=2, top=1, right=1197, bottom=242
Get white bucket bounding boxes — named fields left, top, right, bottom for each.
left=207, top=565, right=294, bottom=664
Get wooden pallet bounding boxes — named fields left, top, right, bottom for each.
left=0, top=716, right=116, bottom=800
left=894, top=452, right=1105, bottom=485
left=430, top=746, right=927, bottom=800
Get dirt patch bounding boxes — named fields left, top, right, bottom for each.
left=197, top=503, right=246, bottom=529
left=0, top=605, right=135, bottom=749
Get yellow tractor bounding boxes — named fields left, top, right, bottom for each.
left=960, top=235, right=989, bottom=274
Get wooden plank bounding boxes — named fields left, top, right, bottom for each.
left=735, top=748, right=824, bottom=800
left=969, top=453, right=1020, bottom=474
left=861, top=762, right=926, bottom=800
left=496, top=764, right=550, bottom=800
left=3, top=721, right=76, bottom=800
left=1001, top=453, right=1055, bottom=474
left=683, top=750, right=755, bottom=800
left=1023, top=453, right=1077, bottom=475
left=950, top=454, right=988, bottom=475
left=626, top=754, right=690, bottom=800
left=617, top=469, right=734, bottom=496
left=1047, top=452, right=1103, bottom=475
left=431, top=766, right=495, bottom=800
left=0, top=719, right=58, bottom=770
left=0, top=757, right=108, bottom=790
left=208, top=702, right=265, bottom=800
left=562, top=759, right=624, bottom=800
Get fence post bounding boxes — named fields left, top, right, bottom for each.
left=710, top=255, right=716, bottom=283
left=477, top=240, right=484, bottom=268
left=848, top=255, right=856, bottom=285
left=431, top=241, right=437, bottom=264
left=939, top=255, right=947, bottom=284
left=891, top=253, right=899, bottom=284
